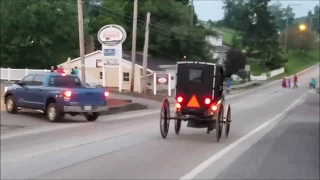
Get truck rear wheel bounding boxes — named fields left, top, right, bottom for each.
left=46, top=103, right=65, bottom=122
left=84, top=112, right=100, bottom=122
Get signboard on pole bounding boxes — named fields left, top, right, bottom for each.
left=97, top=24, right=127, bottom=91
left=156, top=73, right=168, bottom=85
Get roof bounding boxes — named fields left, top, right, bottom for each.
left=69, top=51, right=101, bottom=63
left=64, top=50, right=176, bottom=72
left=122, top=51, right=176, bottom=71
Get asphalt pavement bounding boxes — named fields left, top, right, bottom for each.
left=1, top=65, right=319, bottom=179
left=194, top=91, right=319, bottom=180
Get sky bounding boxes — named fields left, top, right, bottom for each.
left=194, top=0, right=320, bottom=21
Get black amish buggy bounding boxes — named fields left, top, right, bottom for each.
left=159, top=61, right=231, bottom=142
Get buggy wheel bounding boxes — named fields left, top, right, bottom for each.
left=225, top=105, right=231, bottom=138
left=174, top=117, right=182, bottom=135
left=160, top=98, right=170, bottom=139
left=215, top=104, right=224, bottom=142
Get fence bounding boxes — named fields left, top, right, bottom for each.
left=231, top=67, right=285, bottom=81
left=1, top=68, right=49, bottom=81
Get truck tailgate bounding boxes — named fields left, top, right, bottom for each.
left=70, top=88, right=106, bottom=106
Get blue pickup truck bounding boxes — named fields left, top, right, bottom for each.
left=3, top=73, right=109, bottom=122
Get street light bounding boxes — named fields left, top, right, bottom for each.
left=299, top=24, right=307, bottom=31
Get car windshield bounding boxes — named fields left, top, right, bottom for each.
left=48, top=76, right=82, bottom=87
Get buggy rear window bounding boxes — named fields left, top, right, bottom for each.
left=188, top=69, right=203, bottom=83
left=48, top=76, right=82, bottom=87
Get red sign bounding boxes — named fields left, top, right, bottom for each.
left=96, top=59, right=103, bottom=67
left=156, top=74, right=168, bottom=85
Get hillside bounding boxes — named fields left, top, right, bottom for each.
left=211, top=26, right=238, bottom=45
left=208, top=25, right=319, bottom=76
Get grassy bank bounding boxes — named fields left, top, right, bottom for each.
left=285, top=50, right=319, bottom=75
left=250, top=49, right=319, bottom=79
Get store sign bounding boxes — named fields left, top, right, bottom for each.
left=97, top=25, right=127, bottom=46
left=96, top=59, right=119, bottom=67
left=156, top=74, right=168, bottom=85
left=104, top=49, right=115, bottom=56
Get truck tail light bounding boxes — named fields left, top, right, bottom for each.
left=104, top=91, right=109, bottom=97
left=64, top=91, right=72, bottom=97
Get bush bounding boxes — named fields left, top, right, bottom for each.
left=236, top=69, right=248, bottom=83
left=224, top=49, right=247, bottom=77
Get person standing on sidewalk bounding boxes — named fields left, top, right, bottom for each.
left=287, top=77, right=291, bottom=88
left=293, top=74, right=298, bottom=89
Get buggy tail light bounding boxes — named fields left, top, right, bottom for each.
left=61, top=73, right=66, bottom=76
left=104, top=91, right=109, bottom=97
left=64, top=91, right=72, bottom=97
left=204, top=98, right=211, bottom=105
left=211, top=105, right=218, bottom=111
left=176, top=96, right=183, bottom=103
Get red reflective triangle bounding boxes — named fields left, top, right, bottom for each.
left=187, top=95, right=200, bottom=108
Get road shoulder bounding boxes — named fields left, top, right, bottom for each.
left=195, top=92, right=319, bottom=180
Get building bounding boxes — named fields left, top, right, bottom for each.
left=58, top=50, right=176, bottom=92
left=206, top=34, right=230, bottom=65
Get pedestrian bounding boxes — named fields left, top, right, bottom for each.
left=310, top=76, right=317, bottom=89
left=226, top=78, right=231, bottom=94
left=287, top=77, right=291, bottom=88
left=281, top=77, right=287, bottom=88
left=50, top=66, right=55, bottom=72
left=73, top=66, right=79, bottom=76
left=56, top=65, right=65, bottom=74
left=293, top=74, right=298, bottom=89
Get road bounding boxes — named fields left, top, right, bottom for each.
left=1, top=65, right=319, bottom=179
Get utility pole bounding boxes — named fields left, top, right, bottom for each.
left=130, top=0, right=138, bottom=92
left=77, top=0, right=86, bottom=85
left=284, top=16, right=289, bottom=54
left=284, top=4, right=301, bottom=54
left=142, top=12, right=151, bottom=94
left=190, top=0, right=194, bottom=26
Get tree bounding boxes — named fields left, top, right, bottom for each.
left=121, top=0, right=217, bottom=61
left=307, top=5, right=320, bottom=34
left=222, top=0, right=247, bottom=32
left=224, top=49, right=247, bottom=77
left=268, top=1, right=295, bottom=31
left=0, top=0, right=79, bottom=68
left=240, top=0, right=284, bottom=69
left=280, top=26, right=318, bottom=53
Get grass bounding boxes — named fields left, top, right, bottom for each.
left=249, top=62, right=270, bottom=76
left=211, top=26, right=238, bottom=45
left=285, top=50, right=319, bottom=75
left=266, top=49, right=319, bottom=80
left=209, top=26, right=319, bottom=78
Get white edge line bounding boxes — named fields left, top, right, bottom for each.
left=1, top=64, right=317, bottom=140
left=179, top=91, right=309, bottom=180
